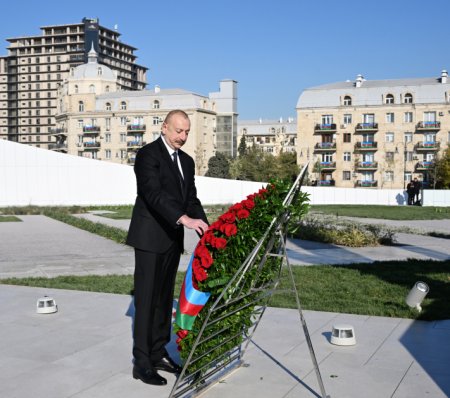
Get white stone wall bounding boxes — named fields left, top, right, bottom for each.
left=0, top=139, right=447, bottom=207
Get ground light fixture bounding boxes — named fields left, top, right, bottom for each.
left=36, top=296, right=58, bottom=314
left=330, top=324, right=356, bottom=346
left=405, top=281, right=429, bottom=312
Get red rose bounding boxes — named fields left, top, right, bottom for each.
left=258, top=188, right=268, bottom=198
left=193, top=265, right=208, bottom=282
left=194, top=244, right=209, bottom=259
left=202, top=231, right=215, bottom=245
left=213, top=237, right=227, bottom=249
left=176, top=329, right=189, bottom=339
left=247, top=194, right=256, bottom=200
left=229, top=203, right=243, bottom=212
left=200, top=252, right=213, bottom=268
left=242, top=199, right=255, bottom=210
left=236, top=208, right=250, bottom=219
left=176, top=337, right=182, bottom=344
left=220, top=223, right=237, bottom=237
left=209, top=220, right=223, bottom=231
left=220, top=212, right=236, bottom=224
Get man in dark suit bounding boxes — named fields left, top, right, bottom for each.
left=127, top=109, right=208, bottom=386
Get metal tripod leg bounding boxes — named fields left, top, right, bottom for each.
left=280, top=233, right=330, bottom=398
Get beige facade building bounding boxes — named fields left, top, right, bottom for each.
left=0, top=18, right=147, bottom=148
left=54, top=48, right=237, bottom=175
left=297, top=71, right=450, bottom=188
left=237, top=118, right=297, bottom=155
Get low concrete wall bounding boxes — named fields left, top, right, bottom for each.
left=1, top=140, right=449, bottom=207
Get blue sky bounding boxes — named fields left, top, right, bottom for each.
left=1, top=0, right=449, bottom=119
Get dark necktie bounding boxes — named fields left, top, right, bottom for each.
left=172, top=151, right=184, bottom=189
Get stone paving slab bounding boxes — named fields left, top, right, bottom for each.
left=0, top=284, right=448, bottom=398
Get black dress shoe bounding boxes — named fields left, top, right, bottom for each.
left=153, top=355, right=183, bottom=374
left=133, top=365, right=167, bottom=385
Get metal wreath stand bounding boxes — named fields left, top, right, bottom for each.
left=169, top=163, right=330, bottom=398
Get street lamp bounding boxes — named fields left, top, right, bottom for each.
left=396, top=142, right=409, bottom=190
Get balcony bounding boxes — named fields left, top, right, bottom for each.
left=354, top=141, right=378, bottom=151
left=314, top=142, right=336, bottom=152
left=355, top=180, right=378, bottom=188
left=355, top=123, right=378, bottom=132
left=416, top=161, right=435, bottom=170
left=415, top=141, right=440, bottom=151
left=127, top=124, right=146, bottom=132
left=356, top=161, right=378, bottom=170
left=416, top=121, right=440, bottom=131
left=317, top=179, right=335, bottom=187
left=314, top=123, right=337, bottom=134
left=83, top=126, right=100, bottom=134
left=127, top=140, right=146, bottom=149
left=318, top=161, right=336, bottom=170
left=48, top=143, right=68, bottom=152
left=83, top=141, right=100, bottom=150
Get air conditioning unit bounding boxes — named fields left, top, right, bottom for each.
left=439, top=112, right=444, bottom=116
left=413, top=156, right=418, bottom=160
left=76, top=143, right=82, bottom=147
left=340, top=124, right=347, bottom=129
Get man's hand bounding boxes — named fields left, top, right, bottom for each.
left=178, top=215, right=208, bottom=235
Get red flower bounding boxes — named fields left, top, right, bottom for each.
left=200, top=252, right=213, bottom=268
left=177, top=345, right=182, bottom=352
left=176, top=337, right=182, bottom=344
left=242, top=199, right=255, bottom=210
left=212, top=237, right=227, bottom=249
left=176, top=329, right=189, bottom=339
left=209, top=220, right=223, bottom=231
left=220, top=223, right=238, bottom=237
left=220, top=212, right=236, bottom=224
left=193, top=265, right=208, bottom=281
left=258, top=188, right=268, bottom=198
left=194, top=244, right=209, bottom=259
left=236, top=208, right=250, bottom=220
left=229, top=203, right=243, bottom=212
left=202, top=231, right=215, bottom=245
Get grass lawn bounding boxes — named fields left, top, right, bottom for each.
left=2, top=259, right=448, bottom=321
left=311, top=205, right=450, bottom=220
left=0, top=215, right=21, bottom=222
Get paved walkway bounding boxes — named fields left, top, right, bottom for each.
left=0, top=214, right=449, bottom=398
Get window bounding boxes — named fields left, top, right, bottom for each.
left=120, top=117, right=127, bottom=126
left=105, top=85, right=110, bottom=92
left=343, top=171, right=351, bottom=180
left=74, top=85, right=79, bottom=94
left=386, top=113, right=395, bottom=123
left=153, top=116, right=160, bottom=125
left=385, top=132, right=394, bottom=142
left=404, top=132, right=413, bottom=143
left=120, top=101, right=127, bottom=110
left=384, top=171, right=394, bottom=182
left=120, top=150, right=127, bottom=159
left=386, top=152, right=394, bottom=161
left=106, top=102, right=111, bottom=111
left=97, top=67, right=103, bottom=76
left=424, top=111, right=436, bottom=122
left=322, top=153, right=333, bottom=162
left=385, top=94, right=394, bottom=104
left=105, top=118, right=111, bottom=131
left=405, top=151, right=414, bottom=161
left=343, top=96, right=352, bottom=106
left=321, top=115, right=333, bottom=125
left=120, top=133, right=126, bottom=142
left=404, top=93, right=413, bottom=104
left=89, top=84, right=95, bottom=93
left=363, top=113, right=375, bottom=124
left=404, top=112, right=413, bottom=123
left=343, top=152, right=351, bottom=161
left=343, top=133, right=351, bottom=143
left=78, top=101, right=84, bottom=112
left=343, top=114, right=352, bottom=125
left=105, top=149, right=111, bottom=159
left=105, top=133, right=111, bottom=143
left=405, top=172, right=412, bottom=183
left=153, top=100, right=160, bottom=109
left=77, top=119, right=84, bottom=128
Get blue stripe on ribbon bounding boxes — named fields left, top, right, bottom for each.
left=184, top=254, right=211, bottom=306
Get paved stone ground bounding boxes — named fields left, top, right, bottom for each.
left=0, top=214, right=449, bottom=397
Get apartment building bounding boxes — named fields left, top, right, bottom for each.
left=237, top=117, right=297, bottom=155
left=53, top=48, right=237, bottom=175
left=296, top=71, right=450, bottom=188
left=0, top=17, right=147, bottom=148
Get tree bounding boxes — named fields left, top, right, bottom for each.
left=205, top=152, right=231, bottom=179
left=434, top=145, right=450, bottom=188
left=237, top=135, right=247, bottom=157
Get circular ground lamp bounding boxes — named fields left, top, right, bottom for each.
left=36, top=296, right=58, bottom=314
left=330, top=324, right=356, bottom=346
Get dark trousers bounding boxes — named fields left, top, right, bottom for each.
left=133, top=244, right=181, bottom=367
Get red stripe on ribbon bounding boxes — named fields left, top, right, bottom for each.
left=178, top=280, right=205, bottom=316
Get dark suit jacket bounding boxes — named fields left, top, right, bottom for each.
left=126, top=137, right=207, bottom=254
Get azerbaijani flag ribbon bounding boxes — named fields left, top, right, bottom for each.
left=175, top=254, right=211, bottom=330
